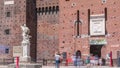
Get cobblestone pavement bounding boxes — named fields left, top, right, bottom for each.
left=0, top=65, right=120, bottom=68
left=42, top=66, right=120, bottom=68
left=0, top=65, right=7, bottom=68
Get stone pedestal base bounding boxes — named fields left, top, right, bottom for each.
left=20, top=56, right=31, bottom=63
left=8, top=63, right=42, bottom=68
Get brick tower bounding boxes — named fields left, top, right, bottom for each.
left=36, top=0, right=59, bottom=60
left=0, top=0, right=37, bottom=61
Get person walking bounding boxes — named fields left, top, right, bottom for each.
left=55, top=52, right=61, bottom=68
left=94, top=55, right=99, bottom=66
left=75, top=50, right=81, bottom=68
left=99, top=58, right=103, bottom=66
left=90, top=54, right=94, bottom=66
left=85, top=56, right=90, bottom=68
left=71, top=54, right=76, bottom=66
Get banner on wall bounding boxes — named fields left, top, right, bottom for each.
left=89, top=38, right=107, bottom=45
left=90, top=14, right=105, bottom=36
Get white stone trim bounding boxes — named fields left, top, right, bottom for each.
left=4, top=0, right=14, bottom=5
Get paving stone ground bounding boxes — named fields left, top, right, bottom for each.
left=1, top=65, right=120, bottom=68
left=42, top=66, right=120, bottom=68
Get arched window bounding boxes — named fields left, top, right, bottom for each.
left=56, top=6, right=59, bottom=11
left=42, top=7, right=44, bottom=14
left=38, top=8, right=41, bottom=15
left=39, top=8, right=41, bottom=13
left=49, top=7, right=52, bottom=14
left=45, top=7, right=48, bottom=14
left=52, top=6, right=55, bottom=14
left=56, top=6, right=59, bottom=13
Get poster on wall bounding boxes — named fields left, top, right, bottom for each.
left=90, top=14, right=105, bottom=36
left=89, top=38, right=107, bottom=45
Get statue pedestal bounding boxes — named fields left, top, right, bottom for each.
left=20, top=56, right=31, bottom=63
left=20, top=42, right=31, bottom=62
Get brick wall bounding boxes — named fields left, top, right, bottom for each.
left=36, top=0, right=59, bottom=60
left=59, top=0, right=120, bottom=59
left=0, top=0, right=37, bottom=61
left=0, top=0, right=120, bottom=61
left=0, top=0, right=26, bottom=58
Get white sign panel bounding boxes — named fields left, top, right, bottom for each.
left=90, top=14, right=105, bottom=36
left=13, top=46, right=23, bottom=57
left=4, top=1, right=14, bottom=5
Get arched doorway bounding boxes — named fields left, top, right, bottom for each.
left=76, top=50, right=81, bottom=57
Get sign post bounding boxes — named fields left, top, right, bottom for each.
left=110, top=51, right=113, bottom=67
left=13, top=46, right=23, bottom=68
left=16, top=57, right=19, bottom=68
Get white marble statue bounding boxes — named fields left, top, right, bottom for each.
left=21, top=24, right=31, bottom=42
left=20, top=24, right=31, bottom=62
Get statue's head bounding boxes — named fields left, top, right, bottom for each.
left=23, top=24, right=26, bottom=26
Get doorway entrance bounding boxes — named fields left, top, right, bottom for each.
left=90, top=45, right=103, bottom=57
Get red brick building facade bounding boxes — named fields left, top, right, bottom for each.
left=0, top=0, right=120, bottom=62
left=58, top=0, right=120, bottom=60
left=36, top=0, right=59, bottom=60
left=0, top=0, right=37, bottom=61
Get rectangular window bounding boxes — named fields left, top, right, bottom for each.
left=102, top=0, right=107, bottom=3
left=5, top=48, right=9, bottom=54
left=66, top=0, right=70, bottom=1
left=6, top=12, right=10, bottom=17
left=4, top=29, right=10, bottom=35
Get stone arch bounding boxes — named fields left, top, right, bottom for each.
left=76, top=50, right=81, bottom=57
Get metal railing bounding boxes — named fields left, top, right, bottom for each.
left=0, top=58, right=14, bottom=65
left=37, top=59, right=67, bottom=66
left=1, top=58, right=114, bottom=66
